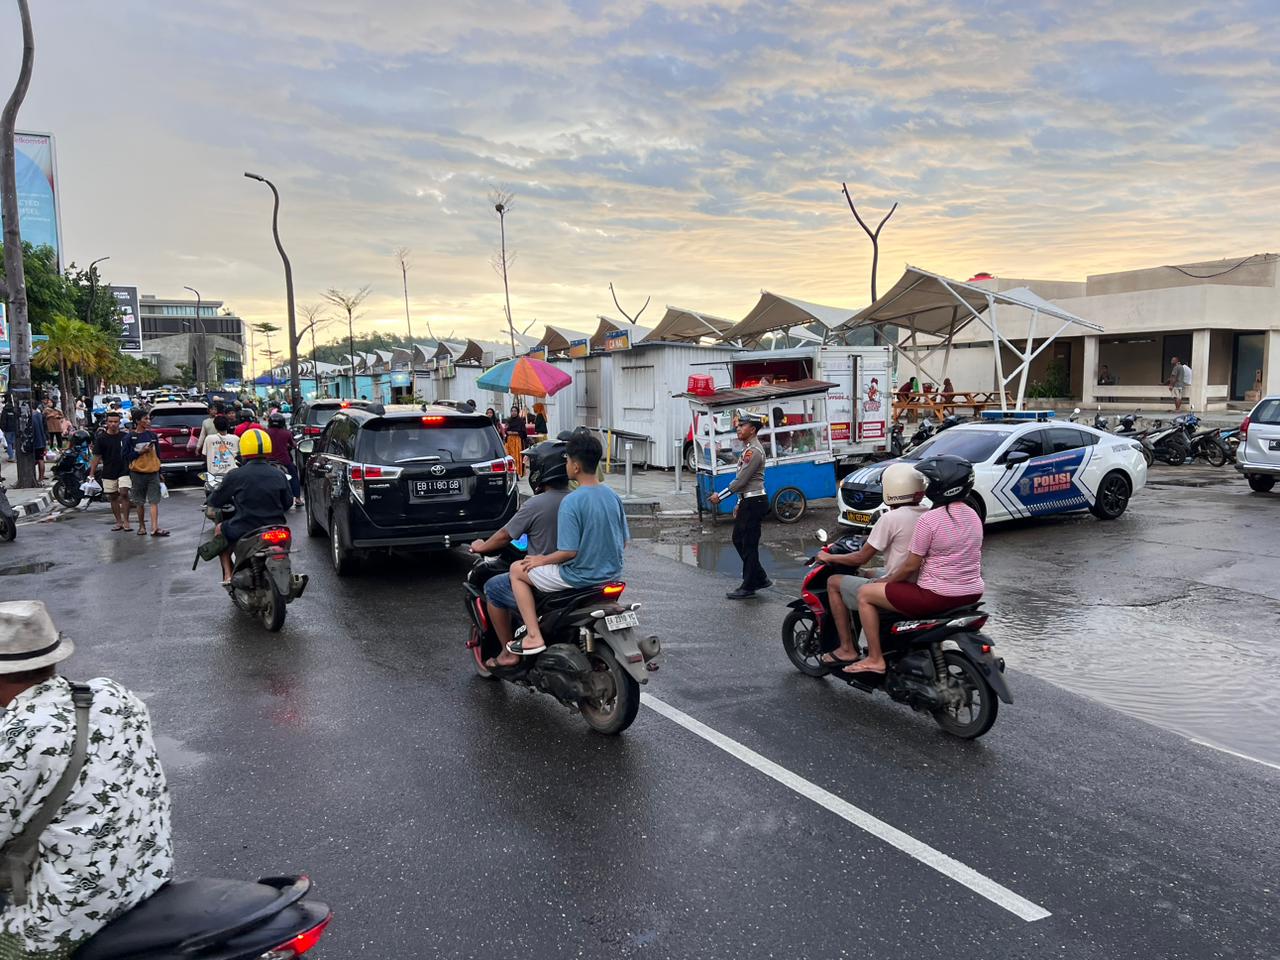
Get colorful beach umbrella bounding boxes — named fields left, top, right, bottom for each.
left=477, top=356, right=572, bottom=398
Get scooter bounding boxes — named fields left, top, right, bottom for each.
left=1174, top=413, right=1230, bottom=467
left=906, top=417, right=936, bottom=450
left=780, top=529, right=1011, bottom=739
left=50, top=443, right=103, bottom=509
left=202, top=477, right=307, bottom=632
left=1136, top=419, right=1191, bottom=466
left=0, top=474, right=16, bottom=542
left=73, top=874, right=330, bottom=960
left=462, top=541, right=661, bottom=735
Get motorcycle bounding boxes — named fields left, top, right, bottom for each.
left=202, top=472, right=307, bottom=632
left=74, top=874, right=330, bottom=960
left=0, top=474, right=16, bottom=542
left=907, top=417, right=936, bottom=450
left=462, top=542, right=661, bottom=735
left=50, top=444, right=103, bottom=509
left=1130, top=418, right=1188, bottom=466
left=1174, top=413, right=1230, bottom=467
left=780, top=529, right=1011, bottom=739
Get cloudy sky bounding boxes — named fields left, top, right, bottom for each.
left=10, top=1, right=1279, bottom=366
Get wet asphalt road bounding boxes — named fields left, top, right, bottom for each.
left=3, top=474, right=1278, bottom=960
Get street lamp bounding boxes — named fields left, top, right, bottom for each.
left=183, top=285, right=203, bottom=391
left=85, top=255, right=110, bottom=324
left=243, top=172, right=300, bottom=409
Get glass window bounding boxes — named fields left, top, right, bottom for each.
left=1046, top=427, right=1095, bottom=453
left=356, top=421, right=504, bottom=464
left=1004, top=431, right=1045, bottom=458
left=1252, top=398, right=1280, bottom=424
left=150, top=408, right=207, bottom=429
left=909, top=428, right=1013, bottom=464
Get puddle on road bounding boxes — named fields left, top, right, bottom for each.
left=0, top=561, right=55, bottom=576
left=639, top=536, right=816, bottom=584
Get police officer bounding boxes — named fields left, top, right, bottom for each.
left=710, top=409, right=771, bottom=599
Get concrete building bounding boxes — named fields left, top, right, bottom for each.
left=136, top=295, right=245, bottom=384
left=940, top=254, right=1280, bottom=410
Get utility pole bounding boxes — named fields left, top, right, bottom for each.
left=244, top=172, right=300, bottom=408
left=183, top=285, right=203, bottom=389
left=0, top=0, right=36, bottom=487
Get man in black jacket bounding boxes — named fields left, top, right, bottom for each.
left=207, top=428, right=292, bottom=583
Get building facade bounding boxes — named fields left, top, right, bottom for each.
left=135, top=295, right=245, bottom=385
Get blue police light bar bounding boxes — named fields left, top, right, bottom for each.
left=980, top=409, right=1055, bottom=421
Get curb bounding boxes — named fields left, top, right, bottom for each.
left=14, top=490, right=55, bottom=522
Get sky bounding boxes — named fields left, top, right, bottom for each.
left=7, top=1, right=1279, bottom=369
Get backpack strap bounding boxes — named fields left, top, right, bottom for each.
left=0, top=681, right=93, bottom=908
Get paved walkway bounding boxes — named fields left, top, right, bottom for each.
left=1, top=454, right=58, bottom=516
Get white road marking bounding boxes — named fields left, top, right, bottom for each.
left=1191, top=738, right=1280, bottom=772
left=641, top=693, right=1052, bottom=923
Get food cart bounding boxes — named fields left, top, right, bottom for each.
left=685, top=379, right=838, bottom=524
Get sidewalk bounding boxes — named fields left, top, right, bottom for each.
left=516, top=465, right=697, bottom=517
left=1, top=456, right=57, bottom=519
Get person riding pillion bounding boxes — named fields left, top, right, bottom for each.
left=206, top=428, right=292, bottom=585
left=710, top=409, right=771, bottom=600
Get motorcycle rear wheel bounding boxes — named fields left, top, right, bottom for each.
left=781, top=608, right=828, bottom=677
left=471, top=626, right=496, bottom=679
left=260, top=582, right=287, bottom=632
left=1202, top=440, right=1228, bottom=468
left=1159, top=439, right=1189, bottom=466
left=0, top=515, right=14, bottom=542
left=931, top=651, right=997, bottom=739
left=52, top=477, right=82, bottom=508
left=579, top=644, right=640, bottom=735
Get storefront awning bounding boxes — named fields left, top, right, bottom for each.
left=536, top=325, right=594, bottom=353
left=590, top=316, right=651, bottom=349
left=718, top=291, right=860, bottom=347
left=646, top=306, right=736, bottom=343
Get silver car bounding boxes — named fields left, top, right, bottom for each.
left=1235, top=395, right=1280, bottom=493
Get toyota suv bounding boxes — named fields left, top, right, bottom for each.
left=1236, top=395, right=1280, bottom=493
left=298, top=405, right=518, bottom=574
left=149, top=402, right=211, bottom=480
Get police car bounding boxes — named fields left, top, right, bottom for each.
left=838, top=418, right=1148, bottom=528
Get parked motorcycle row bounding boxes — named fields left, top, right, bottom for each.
left=1070, top=408, right=1233, bottom=467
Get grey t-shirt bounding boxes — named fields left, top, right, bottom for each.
left=504, top=487, right=570, bottom=556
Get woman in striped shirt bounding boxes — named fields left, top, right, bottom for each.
left=846, top=456, right=984, bottom=677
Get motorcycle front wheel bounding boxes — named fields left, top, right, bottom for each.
left=1202, top=440, right=1228, bottom=468
left=781, top=608, right=828, bottom=677
left=931, top=651, right=998, bottom=739
left=579, top=644, right=640, bottom=735
left=52, top=477, right=82, bottom=508
left=0, top=515, right=14, bottom=542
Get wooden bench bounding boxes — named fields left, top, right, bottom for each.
left=892, top=391, right=1013, bottom=422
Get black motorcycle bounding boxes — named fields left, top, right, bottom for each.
left=781, top=530, right=1011, bottom=739
left=462, top=542, right=660, bottom=735
left=50, top=445, right=103, bottom=509
left=73, top=874, right=330, bottom=960
left=0, top=474, right=16, bottom=542
left=203, top=494, right=307, bottom=632
left=907, top=417, right=936, bottom=450
left=1173, top=414, right=1229, bottom=467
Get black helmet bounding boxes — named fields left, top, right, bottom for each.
left=70, top=428, right=91, bottom=444
left=267, top=412, right=287, bottom=428
left=526, top=440, right=569, bottom=492
left=914, top=455, right=974, bottom=506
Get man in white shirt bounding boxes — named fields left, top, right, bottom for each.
left=200, top=414, right=239, bottom=478
left=818, top=463, right=928, bottom=667
left=1169, top=357, right=1193, bottom=412
left=0, top=601, right=173, bottom=958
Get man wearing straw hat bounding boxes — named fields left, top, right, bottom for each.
left=0, top=601, right=172, bottom=959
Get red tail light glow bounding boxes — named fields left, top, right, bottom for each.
left=260, top=913, right=331, bottom=958
left=421, top=415, right=446, bottom=425
left=304, top=426, right=322, bottom=437
left=260, top=528, right=291, bottom=545
left=602, top=582, right=626, bottom=598
left=472, top=457, right=515, bottom=475
left=1240, top=415, right=1250, bottom=439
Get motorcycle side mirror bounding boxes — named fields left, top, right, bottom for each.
left=296, top=439, right=315, bottom=455
left=815, top=528, right=828, bottom=543
left=1002, top=450, right=1031, bottom=470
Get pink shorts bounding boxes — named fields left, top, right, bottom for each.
left=885, top=582, right=982, bottom=616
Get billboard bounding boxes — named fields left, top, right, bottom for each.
left=604, top=329, right=630, bottom=351
left=568, top=338, right=590, bottom=359
left=109, top=285, right=143, bottom=352
left=14, top=132, right=62, bottom=269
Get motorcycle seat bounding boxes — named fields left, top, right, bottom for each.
left=880, top=602, right=983, bottom=627
left=75, top=878, right=286, bottom=960
left=535, top=585, right=606, bottom=611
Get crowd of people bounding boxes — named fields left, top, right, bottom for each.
left=482, top=402, right=548, bottom=476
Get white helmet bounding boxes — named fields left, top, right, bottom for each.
left=881, top=462, right=927, bottom=506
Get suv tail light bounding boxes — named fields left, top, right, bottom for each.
left=348, top=463, right=402, bottom=503
left=257, top=914, right=331, bottom=959
left=472, top=456, right=517, bottom=492
left=303, top=425, right=322, bottom=437
left=1240, top=415, right=1250, bottom=440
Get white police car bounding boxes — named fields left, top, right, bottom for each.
left=838, top=419, right=1148, bottom=528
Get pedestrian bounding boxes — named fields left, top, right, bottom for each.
left=533, top=402, right=548, bottom=440
left=1169, top=356, right=1193, bottom=412
left=232, top=409, right=264, bottom=437
left=87, top=411, right=133, bottom=531
left=201, top=414, right=238, bottom=480
left=485, top=407, right=499, bottom=430
left=0, top=394, right=16, bottom=461
left=0, top=600, right=173, bottom=957
left=710, top=409, right=771, bottom=600
left=125, top=414, right=168, bottom=536
left=30, top=401, right=48, bottom=483
left=43, top=399, right=65, bottom=452
left=75, top=396, right=87, bottom=428
left=195, top=401, right=220, bottom=453
left=505, top=404, right=527, bottom=476
left=264, top=411, right=302, bottom=508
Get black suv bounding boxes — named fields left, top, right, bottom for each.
left=294, top=398, right=384, bottom=440
left=299, top=405, right=517, bottom=575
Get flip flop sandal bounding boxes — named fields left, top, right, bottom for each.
left=137, top=527, right=148, bottom=535
left=820, top=653, right=859, bottom=667
left=505, top=638, right=547, bottom=657
left=152, top=530, right=170, bottom=537
left=842, top=663, right=886, bottom=676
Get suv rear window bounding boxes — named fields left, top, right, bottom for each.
left=356, top=420, right=504, bottom=464
left=1252, top=398, right=1280, bottom=424
left=150, top=408, right=207, bottom=429
left=308, top=406, right=341, bottom=428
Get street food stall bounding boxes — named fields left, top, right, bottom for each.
left=684, top=378, right=837, bottom=524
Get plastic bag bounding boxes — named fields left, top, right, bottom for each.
left=159, top=482, right=169, bottom=499
left=80, top=479, right=102, bottom=496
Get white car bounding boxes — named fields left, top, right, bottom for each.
left=838, top=419, right=1148, bottom=528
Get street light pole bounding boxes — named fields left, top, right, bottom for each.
left=183, top=285, right=203, bottom=391
left=85, top=256, right=110, bottom=325
left=243, top=172, right=300, bottom=409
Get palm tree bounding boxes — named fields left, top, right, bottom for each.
left=32, top=315, right=97, bottom=416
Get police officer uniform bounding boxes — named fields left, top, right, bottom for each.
left=722, top=411, right=770, bottom=599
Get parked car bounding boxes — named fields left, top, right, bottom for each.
left=838, top=417, right=1149, bottom=528
left=299, top=404, right=517, bottom=575
left=149, top=402, right=211, bottom=480
left=293, top=398, right=383, bottom=440
left=1235, top=395, right=1280, bottom=493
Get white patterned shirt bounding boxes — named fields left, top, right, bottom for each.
left=1, top=677, right=173, bottom=959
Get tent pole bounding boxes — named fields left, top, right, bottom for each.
left=1014, top=307, right=1038, bottom=409
left=909, top=317, right=923, bottom=382
left=988, top=295, right=1009, bottom=411
left=942, top=306, right=957, bottom=378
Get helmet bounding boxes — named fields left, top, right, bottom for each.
left=526, top=440, right=569, bottom=492
left=238, top=428, right=273, bottom=459
left=881, top=462, right=927, bottom=506
left=913, top=455, right=975, bottom=507
left=267, top=412, right=286, bottom=428
left=734, top=408, right=768, bottom=429
left=70, top=429, right=92, bottom=445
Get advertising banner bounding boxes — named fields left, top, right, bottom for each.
left=568, top=338, right=590, bottom=359
left=109, top=285, right=143, bottom=352
left=604, top=329, right=630, bottom=352
left=856, top=358, right=888, bottom=442
left=526, top=347, right=547, bottom=361
left=14, top=132, right=62, bottom=269
left=0, top=302, right=6, bottom=342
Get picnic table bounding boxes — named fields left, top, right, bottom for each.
left=891, top=390, right=1013, bottom=422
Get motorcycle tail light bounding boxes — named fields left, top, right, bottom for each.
left=945, top=614, right=989, bottom=630
left=261, top=528, right=291, bottom=545
left=602, top=582, right=625, bottom=598
left=257, top=913, right=331, bottom=959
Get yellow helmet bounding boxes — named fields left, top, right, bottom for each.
left=239, top=428, right=273, bottom=458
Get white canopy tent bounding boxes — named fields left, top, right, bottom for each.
left=718, top=291, right=860, bottom=347
left=535, top=325, right=595, bottom=354
left=841, top=265, right=1103, bottom=411
left=646, top=305, right=736, bottom=343
left=590, top=316, right=651, bottom=349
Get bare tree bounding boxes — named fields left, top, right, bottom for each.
left=0, top=0, right=37, bottom=487
left=489, top=188, right=516, bottom=356
left=608, top=283, right=651, bottom=325
left=841, top=183, right=897, bottom=304
left=297, top=303, right=335, bottom=397
left=394, top=247, right=416, bottom=343
left=323, top=286, right=371, bottom=393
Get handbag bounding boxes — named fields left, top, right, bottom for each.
left=129, top=443, right=161, bottom=474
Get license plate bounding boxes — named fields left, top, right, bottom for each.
left=844, top=510, right=873, bottom=525
left=1269, top=440, right=1280, bottom=451
left=411, top=478, right=461, bottom=498
left=604, top=611, right=640, bottom=631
